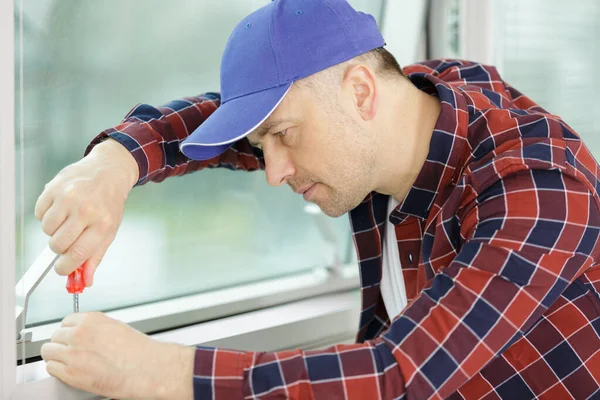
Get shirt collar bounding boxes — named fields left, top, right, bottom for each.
left=393, top=73, right=471, bottom=221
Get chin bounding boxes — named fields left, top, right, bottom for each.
left=319, top=207, right=348, bottom=218
left=313, top=189, right=365, bottom=218
left=314, top=199, right=353, bottom=218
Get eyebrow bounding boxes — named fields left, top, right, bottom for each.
left=248, top=118, right=292, bottom=147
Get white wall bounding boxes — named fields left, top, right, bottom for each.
left=380, top=0, right=428, bottom=65
left=460, top=0, right=494, bottom=64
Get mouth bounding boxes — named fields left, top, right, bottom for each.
left=300, top=184, right=318, bottom=202
left=294, top=184, right=314, bottom=195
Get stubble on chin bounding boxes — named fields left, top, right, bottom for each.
left=314, top=187, right=367, bottom=218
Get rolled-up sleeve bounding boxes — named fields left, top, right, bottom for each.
left=84, top=93, right=264, bottom=186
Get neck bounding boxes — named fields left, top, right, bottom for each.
left=373, top=77, right=441, bottom=202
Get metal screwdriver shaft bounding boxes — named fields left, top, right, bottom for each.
left=67, top=265, right=85, bottom=313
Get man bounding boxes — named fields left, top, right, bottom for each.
left=36, top=0, right=600, bottom=399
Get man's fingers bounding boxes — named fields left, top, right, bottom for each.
left=51, top=224, right=99, bottom=276
left=61, top=312, right=88, bottom=328
left=84, top=234, right=114, bottom=287
left=34, top=187, right=53, bottom=221
left=45, top=359, right=75, bottom=387
left=49, top=216, right=86, bottom=256
left=41, top=342, right=69, bottom=364
left=64, top=228, right=108, bottom=279
left=40, top=203, right=69, bottom=237
left=83, top=260, right=99, bottom=287
left=50, top=327, right=75, bottom=346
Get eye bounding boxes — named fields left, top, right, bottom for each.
left=274, top=129, right=287, bottom=138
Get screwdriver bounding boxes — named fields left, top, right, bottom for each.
left=66, top=265, right=86, bottom=313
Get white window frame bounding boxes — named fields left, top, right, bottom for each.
left=1, top=0, right=18, bottom=398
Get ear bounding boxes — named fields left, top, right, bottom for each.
left=342, top=64, right=378, bottom=121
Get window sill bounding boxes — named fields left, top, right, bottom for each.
left=18, top=264, right=358, bottom=361
left=14, top=289, right=360, bottom=399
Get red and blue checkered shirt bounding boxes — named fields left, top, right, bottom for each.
left=86, top=60, right=600, bottom=399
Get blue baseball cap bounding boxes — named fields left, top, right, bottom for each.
left=180, top=0, right=385, bottom=160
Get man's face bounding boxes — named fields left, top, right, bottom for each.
left=247, top=82, right=378, bottom=217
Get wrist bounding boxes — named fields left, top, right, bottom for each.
left=90, top=138, right=140, bottom=188
left=153, top=343, right=195, bottom=400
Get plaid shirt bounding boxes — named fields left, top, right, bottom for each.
left=86, top=60, right=600, bottom=399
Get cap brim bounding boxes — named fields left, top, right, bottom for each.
left=180, top=83, right=293, bottom=160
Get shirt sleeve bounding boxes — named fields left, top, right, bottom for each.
left=83, top=93, right=264, bottom=186
left=191, top=169, right=600, bottom=399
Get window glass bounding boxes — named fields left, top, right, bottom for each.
left=16, top=0, right=382, bottom=325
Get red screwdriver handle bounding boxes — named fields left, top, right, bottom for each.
left=66, top=265, right=86, bottom=294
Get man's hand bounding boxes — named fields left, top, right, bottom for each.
left=34, top=139, right=139, bottom=285
left=41, top=312, right=195, bottom=400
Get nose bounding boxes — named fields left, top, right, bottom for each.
left=263, top=144, right=296, bottom=187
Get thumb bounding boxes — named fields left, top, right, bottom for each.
left=83, top=236, right=113, bottom=287
left=83, top=257, right=101, bottom=288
